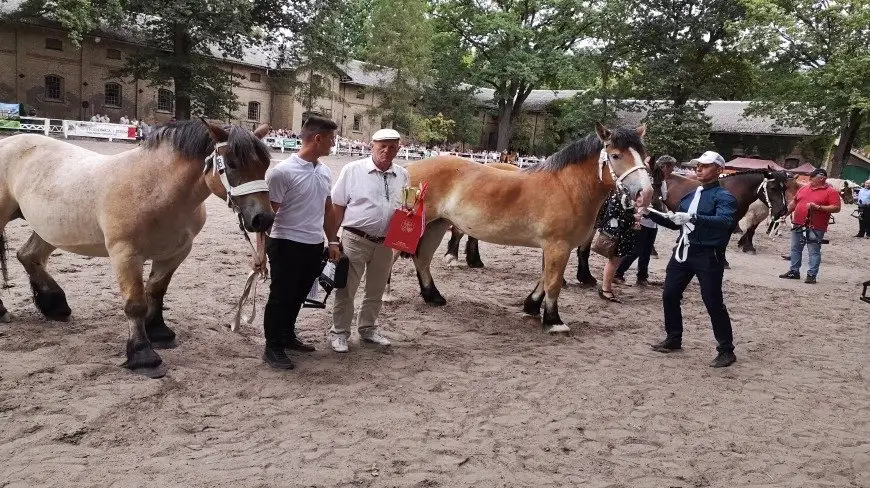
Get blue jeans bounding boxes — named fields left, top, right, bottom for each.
left=789, top=228, right=824, bottom=277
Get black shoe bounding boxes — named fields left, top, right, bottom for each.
left=650, top=339, right=682, bottom=353
left=804, top=275, right=817, bottom=284
left=613, top=275, right=625, bottom=284
left=636, top=278, right=662, bottom=287
left=263, top=347, right=294, bottom=370
left=287, top=336, right=316, bottom=352
left=779, top=271, right=800, bottom=279
left=855, top=234, right=865, bottom=238
left=710, top=351, right=736, bottom=368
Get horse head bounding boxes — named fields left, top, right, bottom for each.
left=595, top=122, right=653, bottom=208
left=201, top=120, right=275, bottom=232
left=761, top=166, right=791, bottom=220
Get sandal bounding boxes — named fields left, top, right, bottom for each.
left=597, top=287, right=622, bottom=303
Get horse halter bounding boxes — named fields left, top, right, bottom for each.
left=756, top=176, right=785, bottom=220
left=204, top=141, right=269, bottom=206
left=599, top=144, right=650, bottom=208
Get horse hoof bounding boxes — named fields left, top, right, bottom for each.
left=130, top=363, right=168, bottom=379
left=545, top=324, right=570, bottom=334
left=467, top=260, right=485, bottom=269
left=422, top=292, right=447, bottom=306
left=33, top=287, right=72, bottom=321
left=150, top=339, right=177, bottom=350
left=442, top=254, right=458, bottom=265
left=0, top=312, right=10, bottom=323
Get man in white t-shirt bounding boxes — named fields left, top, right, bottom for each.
left=262, top=116, right=340, bottom=370
left=326, top=129, right=409, bottom=352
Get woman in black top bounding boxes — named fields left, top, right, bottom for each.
left=598, top=191, right=639, bottom=302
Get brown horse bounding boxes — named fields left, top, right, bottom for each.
left=444, top=162, right=520, bottom=267
left=399, top=123, right=652, bottom=333
left=0, top=120, right=274, bottom=377
left=737, top=176, right=803, bottom=253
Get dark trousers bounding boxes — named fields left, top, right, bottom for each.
left=616, top=226, right=658, bottom=280
left=263, top=237, right=324, bottom=349
left=661, top=247, right=734, bottom=353
left=859, top=207, right=870, bottom=236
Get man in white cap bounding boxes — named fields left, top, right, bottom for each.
left=641, top=150, right=738, bottom=368
left=325, top=128, right=409, bottom=352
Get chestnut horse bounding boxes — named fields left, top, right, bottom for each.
left=399, top=123, right=652, bottom=333
left=0, top=120, right=274, bottom=377
left=444, top=162, right=520, bottom=268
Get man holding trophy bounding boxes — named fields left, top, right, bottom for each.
left=326, top=129, right=411, bottom=352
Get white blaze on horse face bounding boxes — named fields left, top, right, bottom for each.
left=627, top=147, right=653, bottom=206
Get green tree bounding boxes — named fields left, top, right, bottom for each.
left=742, top=0, right=870, bottom=177
left=4, top=0, right=335, bottom=120
left=432, top=0, right=594, bottom=150
left=413, top=112, right=456, bottom=146
left=358, top=0, right=433, bottom=135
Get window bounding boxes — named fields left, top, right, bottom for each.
left=106, top=48, right=121, bottom=60
left=352, top=114, right=362, bottom=132
left=355, top=88, right=365, bottom=100
left=249, top=72, right=261, bottom=83
left=45, top=38, right=63, bottom=51
left=247, top=101, right=260, bottom=121
left=104, top=83, right=122, bottom=107
left=157, top=89, right=174, bottom=113
left=44, top=75, right=63, bottom=101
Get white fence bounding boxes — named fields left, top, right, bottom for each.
left=1, top=117, right=137, bottom=142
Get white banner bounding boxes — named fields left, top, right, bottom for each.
left=64, top=120, right=137, bottom=140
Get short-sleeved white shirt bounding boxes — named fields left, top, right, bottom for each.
left=267, top=154, right=331, bottom=244
left=331, top=157, right=410, bottom=237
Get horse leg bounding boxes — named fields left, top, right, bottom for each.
left=382, top=250, right=402, bottom=302
left=465, top=237, right=485, bottom=268
left=541, top=243, right=571, bottom=334
left=16, top=232, right=72, bottom=321
left=143, top=249, right=190, bottom=349
left=742, top=224, right=758, bottom=254
left=110, top=249, right=164, bottom=378
left=443, top=227, right=462, bottom=266
left=413, top=219, right=450, bottom=305
left=575, top=245, right=597, bottom=287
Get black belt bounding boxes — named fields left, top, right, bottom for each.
left=345, top=227, right=385, bottom=243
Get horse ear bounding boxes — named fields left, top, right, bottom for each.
left=636, top=124, right=647, bottom=138
left=253, top=123, right=271, bottom=139
left=595, top=122, right=611, bottom=141
left=200, top=117, right=229, bottom=143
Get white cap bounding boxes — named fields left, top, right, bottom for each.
left=372, top=128, right=401, bottom=141
left=691, top=150, right=725, bottom=167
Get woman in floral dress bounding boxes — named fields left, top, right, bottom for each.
left=597, top=191, right=640, bottom=302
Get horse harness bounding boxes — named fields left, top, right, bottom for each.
left=598, top=144, right=650, bottom=209
left=203, top=141, right=270, bottom=331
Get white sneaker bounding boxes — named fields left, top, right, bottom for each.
left=331, top=334, right=349, bottom=353
left=360, top=328, right=391, bottom=346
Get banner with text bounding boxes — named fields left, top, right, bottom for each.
left=0, top=103, right=21, bottom=129
left=65, top=120, right=136, bottom=140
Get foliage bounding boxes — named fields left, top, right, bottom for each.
left=742, top=0, right=870, bottom=176
left=431, top=0, right=595, bottom=150
left=642, top=102, right=712, bottom=160
left=413, top=112, right=456, bottom=146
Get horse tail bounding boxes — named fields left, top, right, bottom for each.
left=0, top=231, right=8, bottom=289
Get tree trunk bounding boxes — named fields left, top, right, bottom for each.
left=172, top=25, right=193, bottom=120
left=830, top=108, right=863, bottom=178
left=496, top=99, right=514, bottom=151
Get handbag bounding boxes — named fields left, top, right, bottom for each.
left=590, top=230, right=617, bottom=259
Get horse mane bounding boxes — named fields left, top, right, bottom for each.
left=142, top=120, right=270, bottom=168
left=525, top=128, right=645, bottom=173
left=719, top=168, right=789, bottom=182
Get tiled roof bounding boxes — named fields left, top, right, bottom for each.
left=336, top=60, right=396, bottom=87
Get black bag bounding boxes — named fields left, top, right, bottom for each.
left=303, top=250, right=350, bottom=309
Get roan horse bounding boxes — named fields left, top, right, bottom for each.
left=398, top=123, right=653, bottom=333
left=0, top=120, right=274, bottom=377
left=575, top=166, right=792, bottom=285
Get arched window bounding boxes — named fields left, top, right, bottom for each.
left=157, top=89, right=174, bottom=113
left=44, top=75, right=64, bottom=101
left=104, top=83, right=122, bottom=107
left=247, top=101, right=260, bottom=121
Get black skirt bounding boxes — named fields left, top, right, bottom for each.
left=598, top=193, right=637, bottom=258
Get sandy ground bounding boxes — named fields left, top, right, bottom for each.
left=0, top=137, right=868, bottom=487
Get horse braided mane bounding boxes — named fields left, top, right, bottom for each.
left=142, top=119, right=270, bottom=168
left=525, top=128, right=645, bottom=173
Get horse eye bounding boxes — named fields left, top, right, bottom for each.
left=610, top=153, right=621, bottom=160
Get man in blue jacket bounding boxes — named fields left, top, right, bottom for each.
left=642, top=151, right=738, bottom=368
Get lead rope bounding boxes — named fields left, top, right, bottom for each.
left=230, top=223, right=267, bottom=332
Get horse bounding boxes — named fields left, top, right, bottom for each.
left=0, top=119, right=274, bottom=378
left=736, top=176, right=802, bottom=253
left=396, top=123, right=653, bottom=333
left=443, top=162, right=520, bottom=268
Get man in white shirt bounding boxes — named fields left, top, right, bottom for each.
left=263, top=116, right=340, bottom=370
left=326, top=129, right=409, bottom=352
